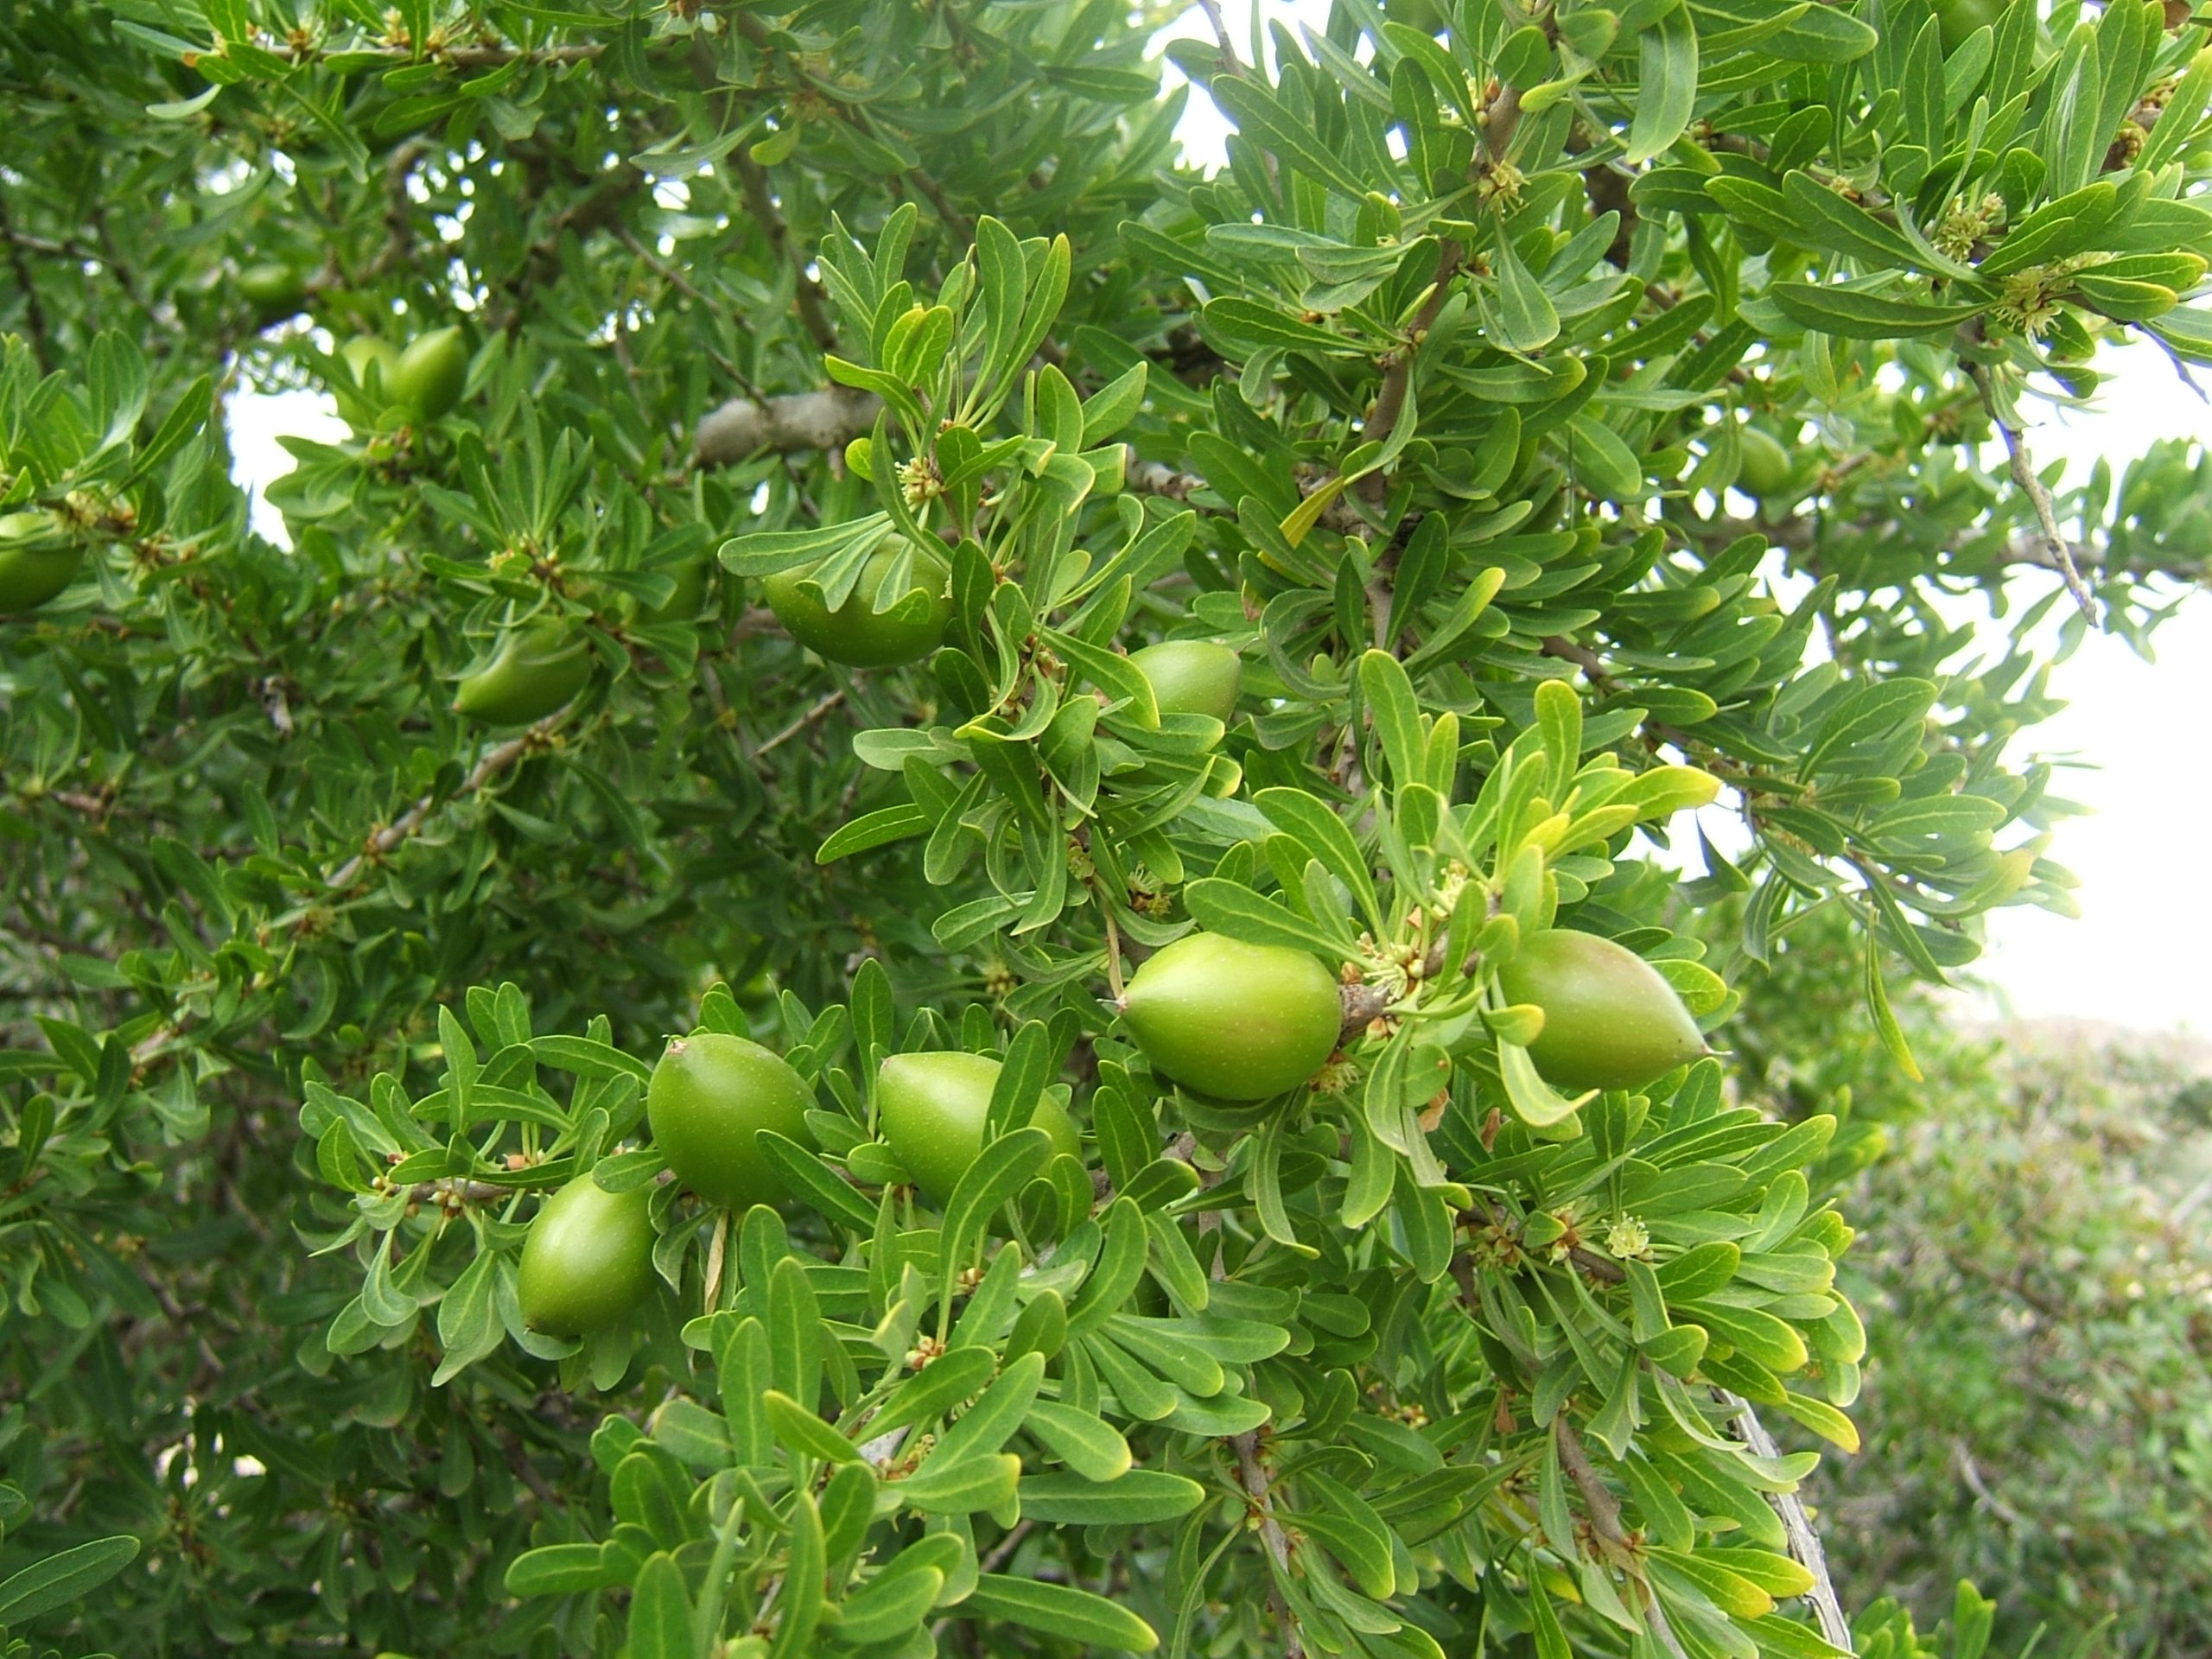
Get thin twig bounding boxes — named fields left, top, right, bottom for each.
left=324, top=713, right=565, bottom=892
left=272, top=41, right=605, bottom=67
left=1356, top=240, right=1461, bottom=505
left=1194, top=0, right=1241, bottom=67
left=1967, top=362, right=2100, bottom=622
left=730, top=148, right=838, bottom=352
left=753, top=690, right=845, bottom=758
left=0, top=194, right=54, bottom=372
left=1724, top=1392, right=1856, bottom=1651
left=1555, top=1417, right=1693, bottom=1659
left=976, top=1518, right=1035, bottom=1576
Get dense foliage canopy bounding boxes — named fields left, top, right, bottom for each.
left=1, top=0, right=2208, bottom=1655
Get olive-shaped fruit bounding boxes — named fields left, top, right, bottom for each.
left=341, top=335, right=399, bottom=397
left=391, top=326, right=469, bottom=422
left=762, top=537, right=950, bottom=668
left=877, top=1051, right=1081, bottom=1210
left=1936, top=0, right=2003, bottom=52
left=517, top=1175, right=656, bottom=1337
left=1130, top=640, right=1241, bottom=726
left=647, top=1033, right=816, bottom=1211
left=238, top=262, right=308, bottom=319
left=1736, top=426, right=1795, bottom=499
left=1120, top=932, right=1342, bottom=1103
left=1497, top=929, right=1707, bottom=1092
left=0, top=512, right=81, bottom=615
left=636, top=556, right=711, bottom=625
left=453, top=619, right=594, bottom=725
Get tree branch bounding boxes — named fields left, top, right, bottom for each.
left=730, top=148, right=838, bottom=352
left=692, top=386, right=880, bottom=467
left=1722, top=1391, right=1855, bottom=1652
left=1357, top=240, right=1461, bottom=506
left=1230, top=1428, right=1306, bottom=1659
left=1555, top=1417, right=1694, bottom=1659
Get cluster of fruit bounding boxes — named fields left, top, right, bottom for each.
left=0, top=305, right=474, bottom=620
left=517, top=927, right=1702, bottom=1334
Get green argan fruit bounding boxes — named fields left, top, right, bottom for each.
left=1120, top=932, right=1342, bottom=1102
left=0, top=512, right=81, bottom=615
left=647, top=1032, right=816, bottom=1211
left=391, top=326, right=469, bottom=422
left=238, top=262, right=308, bottom=319
left=1936, top=0, right=2003, bottom=52
left=340, top=335, right=399, bottom=398
left=762, top=537, right=951, bottom=668
left=453, top=619, right=594, bottom=725
left=636, top=556, right=711, bottom=625
left=516, top=1175, right=655, bottom=1337
left=1383, top=0, right=1450, bottom=32
left=1737, top=426, right=1795, bottom=499
left=1497, top=929, right=1707, bottom=1092
left=877, top=1051, right=1081, bottom=1210
left=1130, top=639, right=1242, bottom=726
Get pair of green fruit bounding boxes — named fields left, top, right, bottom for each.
left=1117, top=928, right=1703, bottom=1102
left=516, top=1033, right=1077, bottom=1336
left=341, top=327, right=471, bottom=423
left=0, top=510, right=79, bottom=616
left=761, top=537, right=1243, bottom=728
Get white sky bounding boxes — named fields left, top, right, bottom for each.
left=227, top=1, right=2211, bottom=1039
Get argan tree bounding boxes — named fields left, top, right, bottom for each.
left=1, top=0, right=2207, bottom=1656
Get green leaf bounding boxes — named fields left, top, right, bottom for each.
left=0, top=1535, right=141, bottom=1625
left=1210, top=76, right=1374, bottom=200
left=1624, top=3, right=1697, bottom=164
left=817, top=804, right=931, bottom=863
left=965, top=1573, right=1161, bottom=1652
left=1770, top=283, right=1984, bottom=338
left=504, top=1541, right=612, bottom=1598
left=893, top=1450, right=1022, bottom=1515
left=756, top=1131, right=880, bottom=1231
left=1016, top=1469, right=1207, bottom=1525
left=1025, top=1400, right=1134, bottom=1480
left=1183, top=878, right=1358, bottom=961
left=1488, top=219, right=1560, bottom=352
left=768, top=1491, right=826, bottom=1658
left=764, top=1389, right=863, bottom=1463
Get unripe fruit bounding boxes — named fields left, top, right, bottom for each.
left=762, top=537, right=950, bottom=668
left=1120, top=933, right=1341, bottom=1102
left=877, top=1051, right=1081, bottom=1209
left=391, top=326, right=469, bottom=422
left=647, top=1033, right=816, bottom=1211
left=1130, top=639, right=1241, bottom=726
left=637, top=557, right=710, bottom=625
left=453, top=619, right=593, bottom=725
left=1936, top=0, right=2003, bottom=52
left=516, top=1175, right=655, bottom=1337
left=0, top=512, right=81, bottom=614
left=1497, top=929, right=1707, bottom=1092
left=1736, top=426, right=1795, bottom=499
left=341, top=335, right=399, bottom=397
left=238, top=262, right=308, bottom=318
